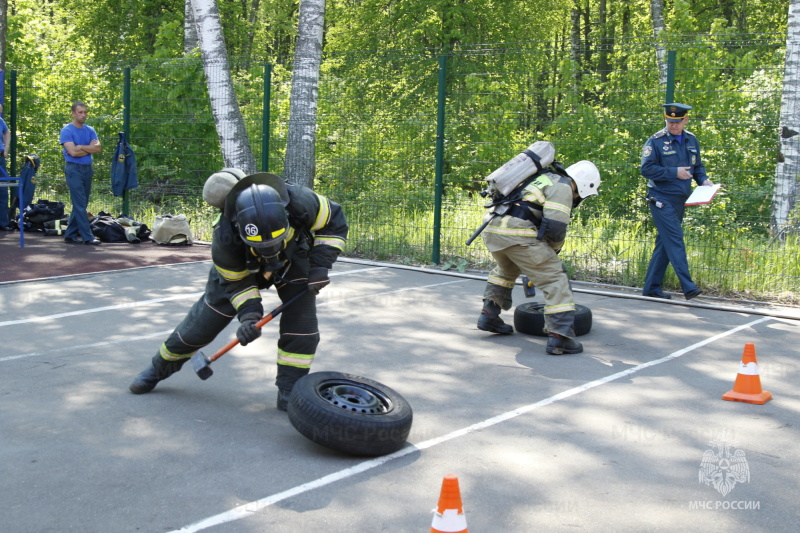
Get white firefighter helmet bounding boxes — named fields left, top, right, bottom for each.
left=565, top=160, right=601, bottom=198
left=203, top=168, right=247, bottom=208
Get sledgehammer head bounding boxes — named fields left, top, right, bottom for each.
left=191, top=351, right=214, bottom=380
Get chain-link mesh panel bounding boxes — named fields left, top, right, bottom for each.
left=7, top=35, right=797, bottom=300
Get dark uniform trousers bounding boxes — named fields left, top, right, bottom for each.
left=642, top=192, right=699, bottom=295
left=159, top=260, right=319, bottom=391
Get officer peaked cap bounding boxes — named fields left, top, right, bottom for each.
left=663, top=103, right=692, bottom=122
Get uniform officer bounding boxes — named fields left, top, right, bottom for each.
left=477, top=160, right=601, bottom=355
left=641, top=103, right=715, bottom=300
left=129, top=172, right=348, bottom=411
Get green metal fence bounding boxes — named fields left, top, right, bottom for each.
left=6, top=35, right=797, bottom=301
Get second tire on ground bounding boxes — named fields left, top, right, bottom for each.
left=513, top=302, right=593, bottom=336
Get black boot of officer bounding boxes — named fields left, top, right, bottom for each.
left=546, top=333, right=583, bottom=355
left=477, top=299, right=513, bottom=335
left=129, top=354, right=188, bottom=394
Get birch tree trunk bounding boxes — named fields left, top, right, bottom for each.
left=649, top=0, right=668, bottom=87
left=771, top=0, right=800, bottom=239
left=184, top=0, right=199, bottom=55
left=190, top=0, right=257, bottom=174
left=283, top=0, right=325, bottom=189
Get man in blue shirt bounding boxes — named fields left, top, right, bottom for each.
left=0, top=104, right=12, bottom=231
left=640, top=103, right=716, bottom=300
left=60, top=101, right=102, bottom=245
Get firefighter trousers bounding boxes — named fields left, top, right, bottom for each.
left=484, top=241, right=576, bottom=338
left=159, top=265, right=319, bottom=391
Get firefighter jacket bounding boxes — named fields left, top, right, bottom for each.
left=211, top=183, right=348, bottom=319
left=481, top=170, right=575, bottom=253
left=641, top=127, right=709, bottom=199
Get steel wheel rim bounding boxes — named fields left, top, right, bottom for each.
left=316, top=379, right=394, bottom=414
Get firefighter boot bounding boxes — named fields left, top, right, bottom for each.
left=546, top=333, right=583, bottom=355
left=477, top=300, right=513, bottom=334
left=276, top=365, right=310, bottom=411
left=129, top=354, right=188, bottom=394
left=277, top=389, right=291, bottom=412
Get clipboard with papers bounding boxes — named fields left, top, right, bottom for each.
left=685, top=183, right=722, bottom=206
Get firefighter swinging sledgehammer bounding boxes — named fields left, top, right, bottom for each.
left=129, top=171, right=348, bottom=411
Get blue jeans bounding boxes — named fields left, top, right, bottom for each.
left=64, top=162, right=95, bottom=241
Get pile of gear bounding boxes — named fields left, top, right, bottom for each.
left=89, top=212, right=151, bottom=243
left=6, top=198, right=66, bottom=233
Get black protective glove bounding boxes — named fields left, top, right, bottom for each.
left=535, top=217, right=549, bottom=241
left=307, top=266, right=330, bottom=295
left=236, top=312, right=262, bottom=346
left=536, top=217, right=568, bottom=243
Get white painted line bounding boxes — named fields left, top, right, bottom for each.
left=0, top=266, right=388, bottom=328
left=0, top=293, right=205, bottom=328
left=171, top=316, right=773, bottom=532
left=0, top=260, right=213, bottom=286
left=0, top=330, right=174, bottom=363
left=0, top=274, right=465, bottom=363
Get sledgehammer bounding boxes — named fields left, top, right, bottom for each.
left=191, top=289, right=307, bottom=380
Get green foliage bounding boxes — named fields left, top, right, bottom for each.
left=440, top=256, right=468, bottom=273
left=3, top=0, right=796, bottom=300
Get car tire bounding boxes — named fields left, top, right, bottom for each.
left=513, top=302, right=593, bottom=337
left=288, top=371, right=413, bottom=457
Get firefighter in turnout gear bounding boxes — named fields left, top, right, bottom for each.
left=478, top=160, right=601, bottom=355
left=129, top=173, right=348, bottom=410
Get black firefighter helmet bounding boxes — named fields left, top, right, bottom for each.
left=228, top=176, right=290, bottom=271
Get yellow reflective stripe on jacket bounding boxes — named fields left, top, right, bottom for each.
left=231, top=287, right=261, bottom=310
left=483, top=223, right=538, bottom=239
left=313, top=235, right=346, bottom=251
left=311, top=193, right=331, bottom=231
left=543, top=199, right=571, bottom=217
left=277, top=349, right=315, bottom=368
left=544, top=302, right=576, bottom=314
left=214, top=264, right=250, bottom=282
left=487, top=273, right=515, bottom=289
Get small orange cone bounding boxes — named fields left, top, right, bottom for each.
left=722, top=343, right=772, bottom=404
left=430, top=474, right=468, bottom=533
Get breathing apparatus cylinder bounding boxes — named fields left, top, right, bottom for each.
left=485, top=141, right=556, bottom=197
left=203, top=168, right=247, bottom=208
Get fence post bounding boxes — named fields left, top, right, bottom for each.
left=262, top=63, right=272, bottom=172
left=433, top=55, right=448, bottom=265
left=122, top=67, right=131, bottom=216
left=665, top=50, right=676, bottom=103
left=9, top=70, right=17, bottom=177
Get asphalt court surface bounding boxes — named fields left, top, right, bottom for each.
left=1, top=259, right=798, bottom=532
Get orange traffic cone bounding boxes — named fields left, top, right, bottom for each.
left=430, top=474, right=468, bottom=533
left=722, top=343, right=772, bottom=404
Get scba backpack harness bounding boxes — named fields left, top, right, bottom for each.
left=466, top=141, right=563, bottom=245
